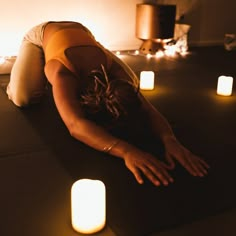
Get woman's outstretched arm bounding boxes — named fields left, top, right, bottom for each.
left=45, top=59, right=174, bottom=186
left=138, top=93, right=210, bottom=177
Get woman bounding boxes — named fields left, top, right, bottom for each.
left=7, top=21, right=209, bottom=186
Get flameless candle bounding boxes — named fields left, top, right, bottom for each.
left=140, top=71, right=155, bottom=90
left=71, top=179, right=106, bottom=234
left=217, top=76, right=233, bottom=96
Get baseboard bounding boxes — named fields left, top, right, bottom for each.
left=189, top=40, right=224, bottom=47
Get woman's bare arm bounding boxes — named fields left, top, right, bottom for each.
left=139, top=93, right=210, bottom=176
left=45, top=60, right=122, bottom=153
left=44, top=59, right=174, bottom=186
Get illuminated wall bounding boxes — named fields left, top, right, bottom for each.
left=0, top=0, right=143, bottom=56
left=0, top=0, right=236, bottom=56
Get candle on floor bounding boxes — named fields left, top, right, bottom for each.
left=71, top=179, right=106, bottom=234
left=217, top=76, right=233, bottom=96
left=140, top=71, right=155, bottom=90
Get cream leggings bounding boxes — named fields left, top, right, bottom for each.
left=7, top=22, right=139, bottom=107
left=6, top=22, right=49, bottom=107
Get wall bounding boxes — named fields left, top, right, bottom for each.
left=177, top=0, right=236, bottom=46
left=0, top=0, right=143, bottom=56
left=149, top=0, right=236, bottom=46
left=0, top=0, right=236, bottom=56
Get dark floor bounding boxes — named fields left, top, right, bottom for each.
left=0, top=46, right=236, bottom=236
left=120, top=46, right=236, bottom=236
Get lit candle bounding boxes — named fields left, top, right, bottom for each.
left=140, top=71, right=155, bottom=90
left=217, top=76, right=233, bottom=96
left=71, top=179, right=106, bottom=234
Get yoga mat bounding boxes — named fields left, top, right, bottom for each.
left=1, top=46, right=236, bottom=236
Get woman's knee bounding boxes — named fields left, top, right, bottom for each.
left=6, top=83, right=46, bottom=107
left=7, top=39, right=47, bottom=107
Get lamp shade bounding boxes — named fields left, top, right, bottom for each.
left=136, top=4, right=176, bottom=40
left=71, top=179, right=106, bottom=234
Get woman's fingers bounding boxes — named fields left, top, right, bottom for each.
left=164, top=138, right=210, bottom=177
left=128, top=165, right=144, bottom=185
left=199, top=157, right=210, bottom=169
left=140, top=165, right=165, bottom=186
left=163, top=153, right=175, bottom=170
left=148, top=161, right=174, bottom=185
left=192, top=156, right=210, bottom=175
left=128, top=160, right=174, bottom=187
left=176, top=151, right=209, bottom=177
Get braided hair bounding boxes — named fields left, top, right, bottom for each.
left=79, top=64, right=140, bottom=127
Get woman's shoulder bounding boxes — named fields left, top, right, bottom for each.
left=43, top=21, right=85, bottom=45
left=109, top=57, right=139, bottom=87
left=44, top=59, right=79, bottom=85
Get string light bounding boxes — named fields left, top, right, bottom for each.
left=155, top=50, right=165, bottom=58
left=164, top=45, right=177, bottom=57
left=0, top=57, right=6, bottom=65
left=112, top=37, right=189, bottom=59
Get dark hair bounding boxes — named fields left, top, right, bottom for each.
left=79, top=65, right=141, bottom=126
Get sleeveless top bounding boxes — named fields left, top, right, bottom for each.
left=43, top=25, right=112, bottom=76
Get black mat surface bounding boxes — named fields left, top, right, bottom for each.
left=0, top=46, right=236, bottom=236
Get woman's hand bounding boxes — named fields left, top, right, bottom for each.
left=163, top=136, right=210, bottom=177
left=123, top=148, right=174, bottom=186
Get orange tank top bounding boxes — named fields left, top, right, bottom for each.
left=43, top=27, right=112, bottom=75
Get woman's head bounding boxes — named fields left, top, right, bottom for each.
left=79, top=65, right=141, bottom=126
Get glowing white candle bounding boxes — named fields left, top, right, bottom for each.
left=217, top=76, right=233, bottom=96
left=71, top=179, right=106, bottom=234
left=140, top=71, right=155, bottom=90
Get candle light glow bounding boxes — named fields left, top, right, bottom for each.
left=71, top=179, right=106, bottom=234
left=140, top=71, right=155, bottom=90
left=217, top=76, right=233, bottom=96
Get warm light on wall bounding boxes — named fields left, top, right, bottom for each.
left=0, top=56, right=16, bottom=74
left=71, top=179, right=106, bottom=234
left=0, top=33, right=22, bottom=57
left=217, top=76, right=233, bottom=96
left=140, top=71, right=155, bottom=90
